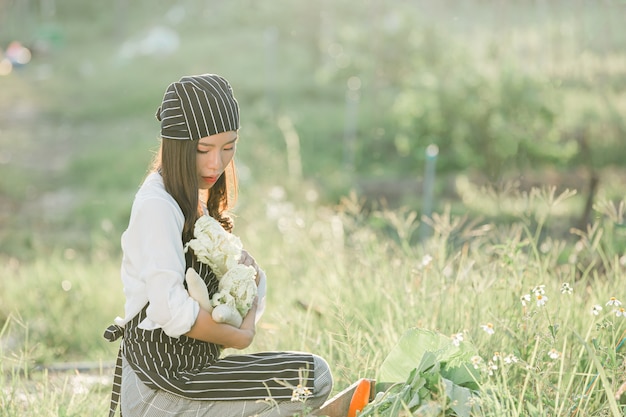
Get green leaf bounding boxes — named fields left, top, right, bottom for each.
left=379, top=328, right=454, bottom=382
left=388, top=385, right=412, bottom=416
left=416, top=351, right=439, bottom=374
left=415, top=402, right=443, bottom=416
left=440, top=363, right=480, bottom=390
left=548, top=323, right=559, bottom=339
left=379, top=328, right=479, bottom=386
left=406, top=387, right=423, bottom=409
left=442, top=378, right=475, bottom=417
left=406, top=369, right=426, bottom=392
left=370, top=328, right=483, bottom=416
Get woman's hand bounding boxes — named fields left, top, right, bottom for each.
left=239, top=297, right=258, bottom=332
left=224, top=296, right=258, bottom=349
left=240, top=249, right=261, bottom=285
left=185, top=297, right=258, bottom=349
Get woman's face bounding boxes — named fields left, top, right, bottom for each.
left=196, top=131, right=238, bottom=190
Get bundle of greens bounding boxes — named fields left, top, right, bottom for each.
left=360, top=329, right=481, bottom=417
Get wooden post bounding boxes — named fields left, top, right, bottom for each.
left=419, top=144, right=438, bottom=241
left=343, top=76, right=361, bottom=176
left=277, top=115, right=302, bottom=184
left=114, top=0, right=128, bottom=41
left=40, top=0, right=55, bottom=20
left=265, top=26, right=278, bottom=113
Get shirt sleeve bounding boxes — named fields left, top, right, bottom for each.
left=120, top=195, right=199, bottom=338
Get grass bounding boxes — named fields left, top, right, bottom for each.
left=1, top=0, right=626, bottom=415
left=2, top=181, right=626, bottom=415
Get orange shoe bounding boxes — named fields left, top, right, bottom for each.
left=347, top=378, right=372, bottom=417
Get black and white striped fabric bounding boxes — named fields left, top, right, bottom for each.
left=120, top=355, right=333, bottom=417
left=104, top=251, right=315, bottom=417
left=155, top=74, right=240, bottom=141
left=103, top=324, right=124, bottom=416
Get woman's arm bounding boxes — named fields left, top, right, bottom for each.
left=185, top=297, right=258, bottom=349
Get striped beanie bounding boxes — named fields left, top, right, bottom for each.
left=155, top=74, right=240, bottom=141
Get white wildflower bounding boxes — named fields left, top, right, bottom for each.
left=560, top=282, right=573, bottom=294
left=480, top=323, right=495, bottom=335
left=548, top=349, right=561, bottom=360
left=535, top=293, right=548, bottom=307
left=532, top=285, right=546, bottom=295
left=504, top=354, right=519, bottom=365
left=520, top=294, right=531, bottom=306
left=606, top=297, right=622, bottom=307
left=592, top=305, right=603, bottom=316
left=470, top=355, right=483, bottom=369
left=291, top=384, right=312, bottom=402
left=451, top=332, right=464, bottom=347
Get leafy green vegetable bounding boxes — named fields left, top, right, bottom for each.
left=360, top=328, right=481, bottom=416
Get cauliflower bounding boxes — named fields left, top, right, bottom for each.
left=184, top=215, right=242, bottom=277
left=213, top=264, right=257, bottom=317
left=184, top=215, right=258, bottom=328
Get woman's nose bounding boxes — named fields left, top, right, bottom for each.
left=205, top=151, right=222, bottom=170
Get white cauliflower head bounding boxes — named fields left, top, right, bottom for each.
left=185, top=216, right=258, bottom=324
left=214, top=264, right=257, bottom=316
left=184, top=215, right=243, bottom=277
left=211, top=290, right=236, bottom=309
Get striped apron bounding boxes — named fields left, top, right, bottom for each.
left=104, top=252, right=315, bottom=417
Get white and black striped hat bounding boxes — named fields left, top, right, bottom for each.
left=155, top=74, right=240, bottom=141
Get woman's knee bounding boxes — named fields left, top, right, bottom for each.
left=312, top=355, right=333, bottom=405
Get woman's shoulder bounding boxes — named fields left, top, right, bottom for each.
left=131, top=172, right=183, bottom=218
left=135, top=172, right=170, bottom=201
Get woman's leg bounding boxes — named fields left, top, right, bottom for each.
left=120, top=355, right=333, bottom=417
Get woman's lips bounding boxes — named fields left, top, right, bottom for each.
left=202, top=176, right=218, bottom=185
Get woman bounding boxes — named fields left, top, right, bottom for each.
left=104, top=74, right=333, bottom=417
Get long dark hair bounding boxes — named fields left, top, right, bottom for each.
left=150, top=138, right=238, bottom=242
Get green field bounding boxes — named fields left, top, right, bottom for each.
left=1, top=1, right=625, bottom=415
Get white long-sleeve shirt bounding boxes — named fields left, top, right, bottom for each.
left=114, top=172, right=266, bottom=337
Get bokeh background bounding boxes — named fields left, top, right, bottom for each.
left=2, top=0, right=625, bottom=259
left=1, top=0, right=626, bottom=414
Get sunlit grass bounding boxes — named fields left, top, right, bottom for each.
left=0, top=253, right=123, bottom=364
left=235, top=184, right=626, bottom=415
left=2, top=182, right=625, bottom=415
